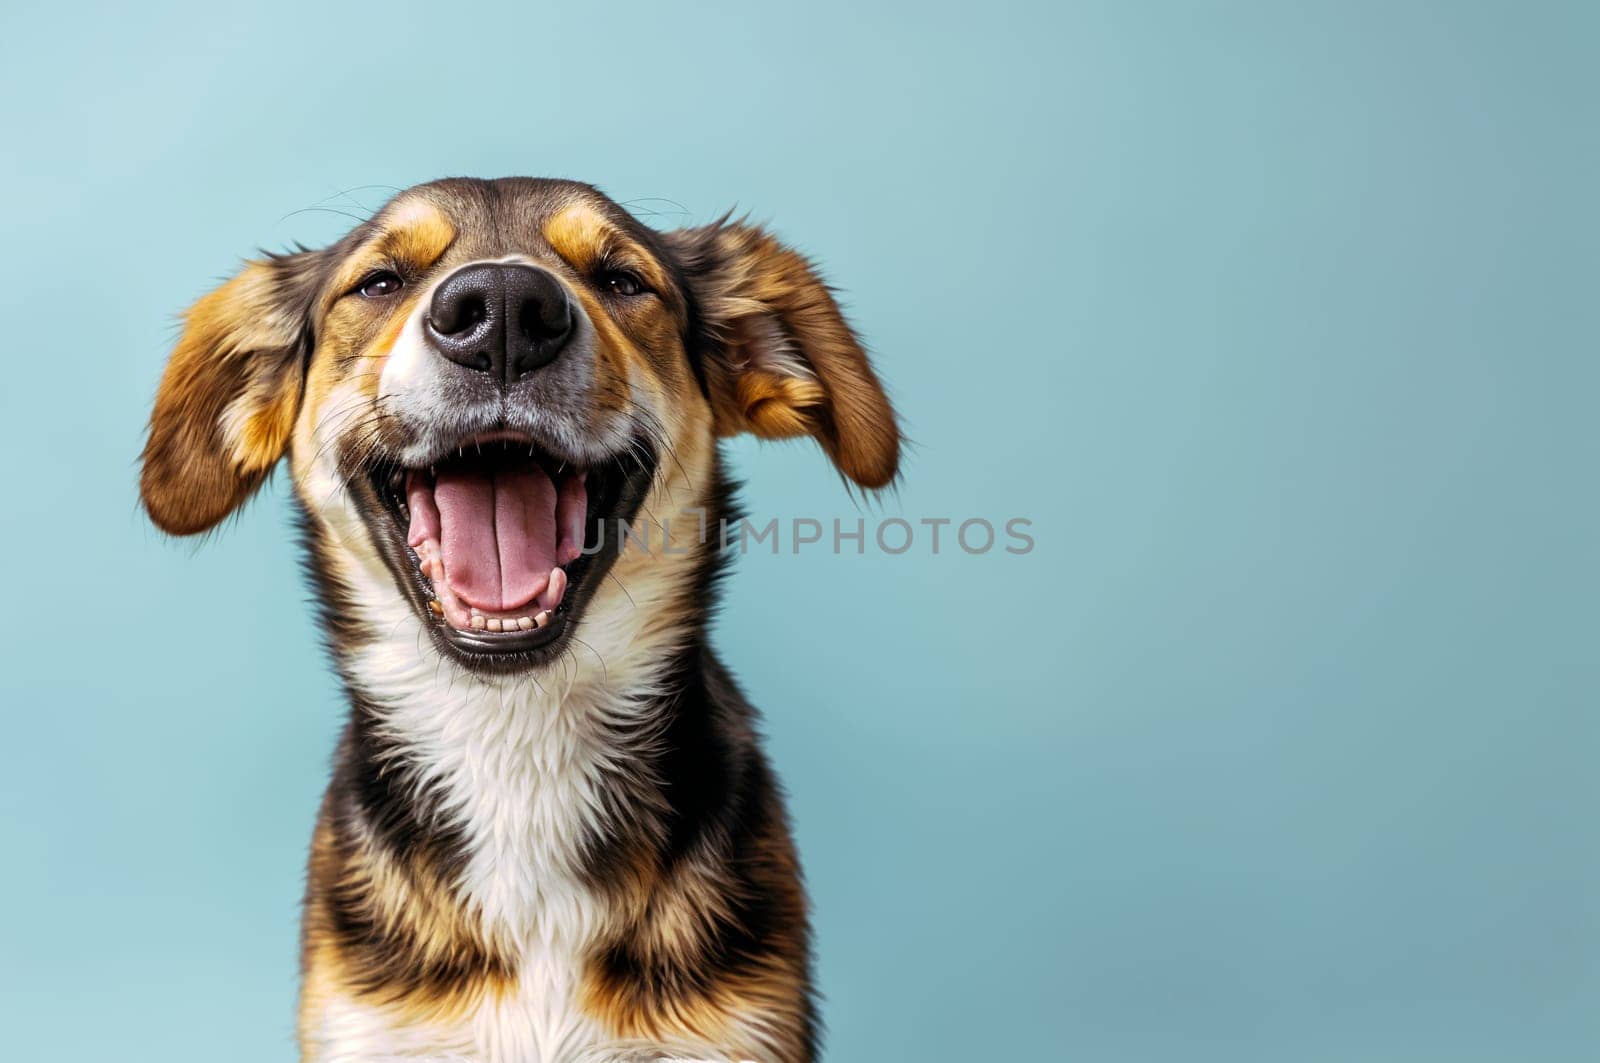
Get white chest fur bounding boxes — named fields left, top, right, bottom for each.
left=303, top=535, right=722, bottom=1062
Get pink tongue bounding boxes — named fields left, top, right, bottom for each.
left=430, top=465, right=557, bottom=612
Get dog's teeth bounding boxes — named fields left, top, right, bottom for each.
left=542, top=566, right=568, bottom=611
left=516, top=616, right=534, bottom=630
left=486, top=618, right=503, bottom=632
left=470, top=615, right=487, bottom=630
left=428, top=599, right=443, bottom=616
left=533, top=610, right=550, bottom=629
left=470, top=607, right=483, bottom=617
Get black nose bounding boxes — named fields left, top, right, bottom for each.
left=423, top=263, right=575, bottom=383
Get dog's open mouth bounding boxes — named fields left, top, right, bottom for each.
left=364, top=433, right=650, bottom=660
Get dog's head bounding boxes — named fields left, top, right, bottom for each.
left=141, top=178, right=898, bottom=673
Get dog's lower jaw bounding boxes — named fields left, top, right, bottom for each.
left=294, top=488, right=817, bottom=1063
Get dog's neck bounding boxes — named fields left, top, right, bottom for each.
left=349, top=625, right=681, bottom=945
left=301, top=475, right=730, bottom=948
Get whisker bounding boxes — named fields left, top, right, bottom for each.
left=605, top=569, right=636, bottom=609
left=279, top=205, right=369, bottom=226
left=566, top=634, right=609, bottom=681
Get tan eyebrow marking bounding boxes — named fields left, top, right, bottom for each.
left=376, top=201, right=457, bottom=266
left=543, top=202, right=669, bottom=294
left=329, top=201, right=457, bottom=296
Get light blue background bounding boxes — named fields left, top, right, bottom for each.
left=1, top=1, right=1594, bottom=1060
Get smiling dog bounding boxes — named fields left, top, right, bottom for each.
left=140, top=178, right=899, bottom=1062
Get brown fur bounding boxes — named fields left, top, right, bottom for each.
left=301, top=821, right=515, bottom=1024
left=141, top=254, right=320, bottom=534
left=581, top=799, right=814, bottom=1056
left=666, top=221, right=901, bottom=488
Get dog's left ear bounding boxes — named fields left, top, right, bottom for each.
left=140, top=250, right=327, bottom=536
left=664, top=220, right=900, bottom=489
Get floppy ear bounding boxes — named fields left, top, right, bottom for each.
left=140, top=250, right=326, bottom=535
left=664, top=220, right=900, bottom=489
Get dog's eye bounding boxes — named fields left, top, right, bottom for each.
left=358, top=271, right=404, bottom=298
left=601, top=270, right=645, bottom=297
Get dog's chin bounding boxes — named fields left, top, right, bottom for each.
left=352, top=431, right=655, bottom=675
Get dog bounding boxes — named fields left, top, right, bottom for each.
left=139, top=177, right=900, bottom=1062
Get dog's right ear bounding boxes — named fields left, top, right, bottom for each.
left=140, top=250, right=328, bottom=536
